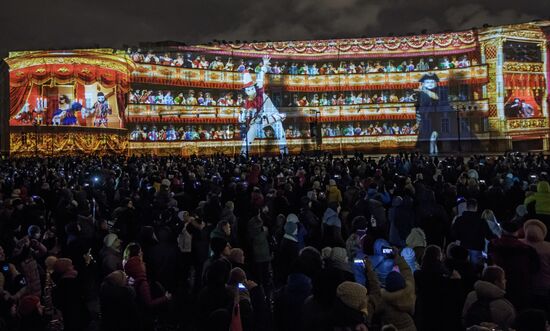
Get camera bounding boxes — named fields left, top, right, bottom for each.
left=382, top=247, right=395, bottom=259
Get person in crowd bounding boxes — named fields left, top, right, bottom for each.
left=99, top=270, right=139, bottom=331
left=489, top=220, right=540, bottom=311
left=99, top=233, right=123, bottom=278
left=452, top=198, right=495, bottom=270
left=521, top=219, right=550, bottom=314
left=462, top=266, right=516, bottom=330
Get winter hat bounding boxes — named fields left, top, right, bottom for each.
left=351, top=216, right=368, bottom=232
left=286, top=213, right=299, bottom=224
left=17, top=295, right=40, bottom=316
left=53, top=258, right=73, bottom=275
left=336, top=281, right=369, bottom=315
left=516, top=204, right=528, bottom=217
left=229, top=248, right=244, bottom=264
left=524, top=219, right=547, bottom=241
left=329, top=179, right=337, bottom=186
left=27, top=225, right=41, bottom=239
left=501, top=221, right=521, bottom=234
left=103, top=233, right=119, bottom=248
left=330, top=247, right=348, bottom=265
left=405, top=228, right=427, bottom=248
left=210, top=237, right=229, bottom=257
left=385, top=271, right=406, bottom=292
left=161, top=179, right=171, bottom=187
left=312, top=181, right=321, bottom=190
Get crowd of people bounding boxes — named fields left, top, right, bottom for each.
left=129, top=122, right=417, bottom=142
left=1, top=151, right=550, bottom=331
left=128, top=48, right=477, bottom=75
left=128, top=89, right=420, bottom=107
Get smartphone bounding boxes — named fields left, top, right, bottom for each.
left=479, top=180, right=485, bottom=184
left=2, top=263, right=9, bottom=272
left=353, top=258, right=364, bottom=266
left=382, top=247, right=394, bottom=258
left=237, top=283, right=246, bottom=290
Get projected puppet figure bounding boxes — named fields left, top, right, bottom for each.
left=91, top=92, right=112, bottom=127
left=52, top=95, right=79, bottom=126
left=239, top=56, right=287, bottom=155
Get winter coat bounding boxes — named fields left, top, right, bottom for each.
left=378, top=256, right=417, bottom=331
left=275, top=237, right=300, bottom=286
left=52, top=273, right=91, bottom=331
left=124, top=256, right=168, bottom=311
left=99, top=246, right=123, bottom=278
left=274, top=273, right=312, bottom=331
left=369, top=239, right=396, bottom=287
left=452, top=211, right=493, bottom=251
left=247, top=216, right=271, bottom=263
left=148, top=231, right=180, bottom=292
left=525, top=181, right=550, bottom=215
left=488, top=235, right=539, bottom=311
left=99, top=278, right=139, bottom=331
left=327, top=185, right=343, bottom=204
left=322, top=208, right=344, bottom=247
left=521, top=219, right=550, bottom=291
left=462, top=280, right=516, bottom=330
left=414, top=265, right=464, bottom=331
left=389, top=196, right=415, bottom=247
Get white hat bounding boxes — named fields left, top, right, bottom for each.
left=242, top=70, right=254, bottom=88
left=104, top=233, right=119, bottom=248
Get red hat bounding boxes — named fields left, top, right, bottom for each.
left=18, top=295, right=40, bottom=316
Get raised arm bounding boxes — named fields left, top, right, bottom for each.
left=256, top=55, right=270, bottom=89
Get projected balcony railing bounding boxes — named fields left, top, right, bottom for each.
left=131, top=65, right=489, bottom=91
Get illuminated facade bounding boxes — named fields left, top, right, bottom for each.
left=1, top=20, right=549, bottom=156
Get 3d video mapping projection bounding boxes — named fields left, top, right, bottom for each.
left=4, top=20, right=550, bottom=156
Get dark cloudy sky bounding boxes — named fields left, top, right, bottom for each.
left=1, top=0, right=548, bottom=58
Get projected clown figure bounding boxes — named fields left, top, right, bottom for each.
left=239, top=55, right=287, bottom=155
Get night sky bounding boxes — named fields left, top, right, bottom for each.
left=1, top=0, right=549, bottom=58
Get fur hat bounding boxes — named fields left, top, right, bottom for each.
left=336, top=281, right=369, bottom=315
left=385, top=271, right=406, bottom=292
left=53, top=258, right=73, bottom=275
left=161, top=179, right=171, bottom=187
left=286, top=213, right=299, bottom=224
left=329, top=247, right=348, bottom=265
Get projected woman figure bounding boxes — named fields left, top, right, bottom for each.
left=239, top=55, right=287, bottom=155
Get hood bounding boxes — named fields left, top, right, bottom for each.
left=391, top=196, right=403, bottom=207
left=537, top=181, right=550, bottom=193
left=287, top=273, right=312, bottom=294
left=474, top=280, right=506, bottom=300
left=381, top=286, right=415, bottom=312
left=406, top=228, right=427, bottom=248
left=524, top=219, right=547, bottom=243
left=124, top=256, right=146, bottom=281
left=373, top=238, right=391, bottom=255
left=323, top=208, right=341, bottom=227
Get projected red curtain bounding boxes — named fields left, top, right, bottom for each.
left=9, top=85, right=32, bottom=117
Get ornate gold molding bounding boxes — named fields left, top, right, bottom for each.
left=503, top=62, right=544, bottom=73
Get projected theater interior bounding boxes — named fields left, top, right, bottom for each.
left=3, top=20, right=550, bottom=156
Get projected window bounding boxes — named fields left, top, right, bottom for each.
left=503, top=41, right=542, bottom=62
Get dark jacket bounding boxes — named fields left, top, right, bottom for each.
left=247, top=216, right=271, bottom=263
left=99, top=277, right=139, bottom=331
left=452, top=211, right=493, bottom=251
left=489, top=235, right=540, bottom=311
left=52, top=273, right=90, bottom=331
left=274, top=273, right=313, bottom=331
left=389, top=196, right=415, bottom=247
left=99, top=246, right=122, bottom=278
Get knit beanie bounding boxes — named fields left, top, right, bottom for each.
left=336, top=281, right=369, bottom=315
left=17, top=295, right=40, bottom=317
left=385, top=271, right=406, bottom=292
left=286, top=213, right=299, bottom=224
left=524, top=219, right=548, bottom=241
left=103, top=233, right=119, bottom=248
left=228, top=267, right=246, bottom=285
left=330, top=247, right=348, bottom=265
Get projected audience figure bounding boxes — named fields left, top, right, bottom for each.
left=239, top=55, right=287, bottom=155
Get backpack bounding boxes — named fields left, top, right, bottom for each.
left=464, top=297, right=493, bottom=327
